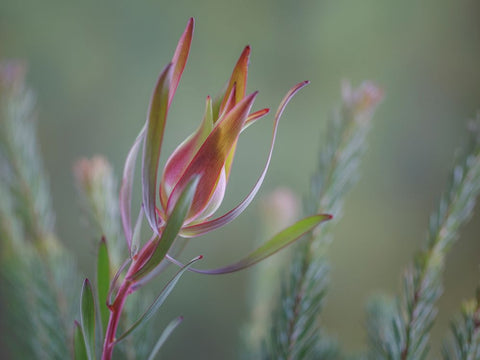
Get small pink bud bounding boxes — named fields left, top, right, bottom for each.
left=341, top=81, right=383, bottom=123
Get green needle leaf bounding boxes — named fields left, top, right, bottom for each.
left=73, top=321, right=88, bottom=360
left=115, top=256, right=202, bottom=344
left=131, top=177, right=199, bottom=281
left=147, top=316, right=184, bottom=360
left=80, top=279, right=96, bottom=360
left=193, top=214, right=332, bottom=274
left=96, top=238, right=110, bottom=336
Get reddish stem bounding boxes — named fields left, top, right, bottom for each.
left=101, top=238, right=158, bottom=360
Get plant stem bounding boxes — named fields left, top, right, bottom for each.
left=101, top=238, right=158, bottom=360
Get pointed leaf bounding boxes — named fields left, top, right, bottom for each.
left=96, top=238, right=110, bottom=336
left=243, top=108, right=270, bottom=131
left=219, top=45, right=250, bottom=113
left=180, top=81, right=309, bottom=237
left=131, top=177, right=199, bottom=281
left=169, top=17, right=194, bottom=107
left=147, top=316, right=184, bottom=360
left=191, top=214, right=331, bottom=274
left=141, top=18, right=194, bottom=233
left=166, top=92, right=257, bottom=221
left=73, top=321, right=88, bottom=360
left=115, top=256, right=202, bottom=344
left=142, top=63, right=173, bottom=233
left=80, top=279, right=96, bottom=360
left=120, top=125, right=145, bottom=249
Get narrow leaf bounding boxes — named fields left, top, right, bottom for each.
left=142, top=63, right=173, bottom=233
left=169, top=17, right=194, bottom=107
left=96, top=238, right=110, bottom=336
left=243, top=108, right=270, bottom=131
left=131, top=177, right=199, bottom=281
left=142, top=18, right=194, bottom=233
left=191, top=214, right=331, bottom=274
left=80, top=279, right=96, bottom=360
left=219, top=45, right=250, bottom=113
left=147, top=316, right=184, bottom=360
left=115, top=256, right=202, bottom=344
left=120, top=125, right=145, bottom=249
left=73, top=321, right=88, bottom=360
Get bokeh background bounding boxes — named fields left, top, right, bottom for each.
left=1, top=0, right=480, bottom=358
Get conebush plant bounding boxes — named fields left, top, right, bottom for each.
left=1, top=18, right=479, bottom=360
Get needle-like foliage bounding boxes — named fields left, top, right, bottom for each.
left=0, top=62, right=78, bottom=359
left=262, top=82, right=383, bottom=360
left=442, top=289, right=480, bottom=360
left=367, top=115, right=480, bottom=360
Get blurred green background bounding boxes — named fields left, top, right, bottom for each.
left=1, top=0, right=480, bottom=358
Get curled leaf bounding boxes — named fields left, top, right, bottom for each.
left=180, top=81, right=310, bottom=237
left=184, top=214, right=331, bottom=274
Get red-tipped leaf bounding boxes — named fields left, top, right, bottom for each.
left=219, top=45, right=250, bottom=113
left=169, top=17, right=194, bottom=107
left=177, top=214, right=331, bottom=274
left=180, top=81, right=309, bottom=237
left=166, top=92, right=258, bottom=222
left=243, top=108, right=270, bottom=131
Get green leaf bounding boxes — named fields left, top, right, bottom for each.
left=115, top=256, right=201, bottom=344
left=142, top=63, right=173, bottom=233
left=147, top=316, right=184, bottom=360
left=80, top=278, right=96, bottom=360
left=193, top=214, right=332, bottom=274
left=73, top=321, right=88, bottom=360
left=131, top=177, right=199, bottom=281
left=96, top=238, right=110, bottom=336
